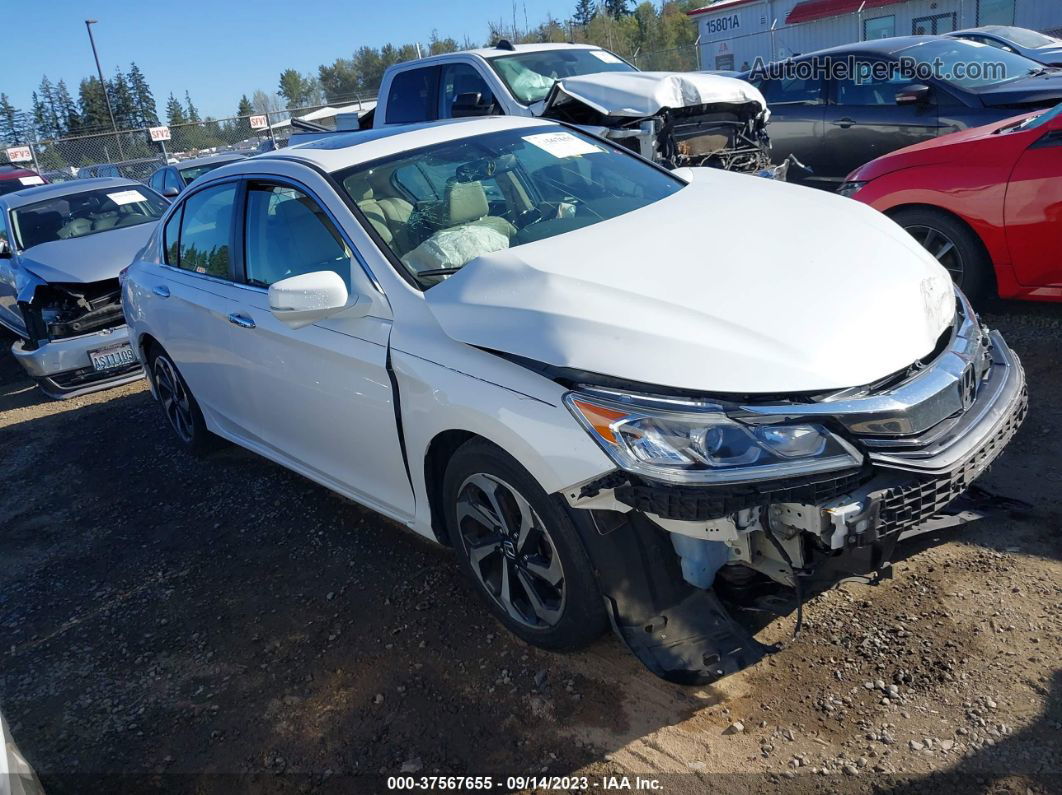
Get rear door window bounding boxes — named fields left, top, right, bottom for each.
left=164, top=169, right=183, bottom=193
left=756, top=75, right=825, bottom=105
left=176, top=183, right=237, bottom=278
left=385, top=67, right=440, bottom=124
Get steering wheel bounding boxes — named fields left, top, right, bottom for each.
left=514, top=206, right=544, bottom=229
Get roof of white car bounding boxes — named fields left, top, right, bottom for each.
left=406, top=42, right=602, bottom=66
left=250, top=116, right=559, bottom=173
left=0, top=177, right=145, bottom=209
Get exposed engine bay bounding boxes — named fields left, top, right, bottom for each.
left=540, top=72, right=783, bottom=177
left=19, top=279, right=124, bottom=349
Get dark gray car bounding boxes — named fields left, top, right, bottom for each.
left=745, top=36, right=1062, bottom=188
left=147, top=152, right=247, bottom=197
left=949, top=26, right=1062, bottom=67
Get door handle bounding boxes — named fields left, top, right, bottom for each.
left=228, top=312, right=256, bottom=329
left=152, top=284, right=170, bottom=298
left=832, top=118, right=856, bottom=129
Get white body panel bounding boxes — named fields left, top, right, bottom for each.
left=123, top=116, right=953, bottom=546
left=545, top=71, right=766, bottom=117
left=425, top=167, right=954, bottom=394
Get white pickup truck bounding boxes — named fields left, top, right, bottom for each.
left=365, top=41, right=777, bottom=175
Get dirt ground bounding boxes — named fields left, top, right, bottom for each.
left=1, top=302, right=1059, bottom=795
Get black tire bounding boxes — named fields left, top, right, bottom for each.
left=147, top=344, right=219, bottom=456
left=890, top=206, right=995, bottom=304
left=442, top=438, right=608, bottom=651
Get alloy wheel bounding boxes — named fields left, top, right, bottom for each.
left=906, top=224, right=964, bottom=285
left=153, top=356, right=194, bottom=443
left=456, top=473, right=566, bottom=629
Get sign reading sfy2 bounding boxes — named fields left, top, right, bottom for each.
left=148, top=126, right=171, bottom=142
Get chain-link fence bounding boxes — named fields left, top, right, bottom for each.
left=4, top=95, right=378, bottom=184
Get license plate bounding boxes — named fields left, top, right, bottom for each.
left=89, top=343, right=135, bottom=372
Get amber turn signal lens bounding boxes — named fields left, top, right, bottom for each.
left=570, top=399, right=629, bottom=444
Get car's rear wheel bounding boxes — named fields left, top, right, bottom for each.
left=148, top=346, right=217, bottom=455
left=442, top=439, right=607, bottom=650
left=891, top=207, right=995, bottom=303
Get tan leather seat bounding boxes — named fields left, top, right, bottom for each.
left=445, top=181, right=516, bottom=239
left=343, top=176, right=394, bottom=246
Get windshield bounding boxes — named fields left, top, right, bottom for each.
left=335, top=125, right=683, bottom=288
left=12, top=186, right=167, bottom=249
left=897, top=39, right=1046, bottom=89
left=179, top=159, right=238, bottom=183
left=988, top=26, right=1060, bottom=49
left=490, top=49, right=635, bottom=104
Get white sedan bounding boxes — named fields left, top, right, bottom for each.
left=122, top=116, right=1025, bottom=683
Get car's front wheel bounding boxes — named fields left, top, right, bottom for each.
left=148, top=345, right=217, bottom=455
left=891, top=207, right=995, bottom=303
left=442, top=439, right=608, bottom=650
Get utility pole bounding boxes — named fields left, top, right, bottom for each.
left=84, top=19, right=125, bottom=160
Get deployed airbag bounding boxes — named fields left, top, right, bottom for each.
left=401, top=224, right=510, bottom=273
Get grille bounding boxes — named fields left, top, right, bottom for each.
left=45, top=362, right=142, bottom=392
left=878, top=386, right=1027, bottom=533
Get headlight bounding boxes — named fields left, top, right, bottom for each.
left=836, top=180, right=867, bottom=198
left=565, top=392, right=863, bottom=485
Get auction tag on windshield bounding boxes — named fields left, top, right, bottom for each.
left=523, top=132, right=603, bottom=158
left=590, top=50, right=623, bottom=64
left=107, top=189, right=147, bottom=205
left=18, top=176, right=44, bottom=186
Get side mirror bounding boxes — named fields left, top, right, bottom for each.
left=268, top=270, right=356, bottom=329
left=896, top=84, right=931, bottom=105
left=452, top=92, right=495, bottom=118
left=162, top=186, right=180, bottom=198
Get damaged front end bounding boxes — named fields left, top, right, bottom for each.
left=17, top=278, right=126, bottom=350
left=11, top=273, right=142, bottom=398
left=557, top=293, right=1026, bottom=684
left=540, top=72, right=778, bottom=177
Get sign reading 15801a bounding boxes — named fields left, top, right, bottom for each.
left=705, top=14, right=740, bottom=34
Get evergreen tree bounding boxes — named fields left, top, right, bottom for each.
left=31, top=91, right=49, bottom=140
left=36, top=76, right=63, bottom=139
left=78, top=77, right=111, bottom=132
left=574, top=0, right=596, bottom=27
left=0, top=94, right=24, bottom=144
left=603, top=0, right=630, bottom=18
left=165, top=93, right=187, bottom=126
left=128, top=62, right=158, bottom=126
left=54, top=80, right=81, bottom=135
left=108, top=67, right=137, bottom=129
left=237, top=95, right=254, bottom=117
left=184, top=91, right=201, bottom=123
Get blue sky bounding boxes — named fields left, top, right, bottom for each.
left=0, top=0, right=574, bottom=121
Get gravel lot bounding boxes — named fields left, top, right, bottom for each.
left=1, top=302, right=1059, bottom=794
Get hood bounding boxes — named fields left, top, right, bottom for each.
left=425, top=169, right=955, bottom=395
left=1030, top=47, right=1062, bottom=65
left=972, top=72, right=1062, bottom=107
left=544, top=71, right=766, bottom=118
left=18, top=222, right=155, bottom=284
left=848, top=111, right=1037, bottom=182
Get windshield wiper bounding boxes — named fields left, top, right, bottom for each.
left=416, top=267, right=461, bottom=278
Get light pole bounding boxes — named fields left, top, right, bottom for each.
left=84, top=19, right=125, bottom=159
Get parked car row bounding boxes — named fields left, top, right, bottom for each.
left=0, top=41, right=1039, bottom=685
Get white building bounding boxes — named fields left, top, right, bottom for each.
left=688, top=0, right=1062, bottom=71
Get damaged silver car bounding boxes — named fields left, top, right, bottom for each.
left=0, top=179, right=165, bottom=398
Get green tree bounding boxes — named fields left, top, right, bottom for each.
left=54, top=80, right=80, bottom=135
left=604, top=0, right=630, bottom=17
left=574, top=0, right=596, bottom=27
left=429, top=30, right=460, bottom=55
left=128, top=62, right=159, bottom=126
left=35, top=76, right=63, bottom=139
left=108, top=67, right=137, bottom=129
left=165, top=93, right=187, bottom=126
left=78, top=77, right=111, bottom=132
left=184, top=91, right=201, bottom=123
left=0, top=94, right=25, bottom=144
left=237, top=94, right=254, bottom=117
left=318, top=58, right=360, bottom=102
